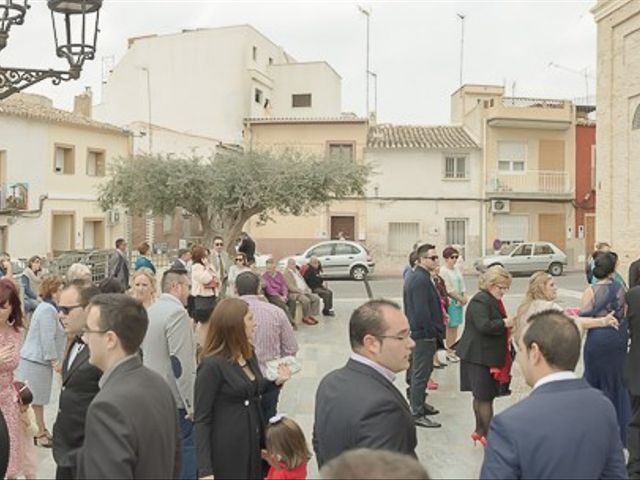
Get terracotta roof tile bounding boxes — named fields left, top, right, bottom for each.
left=368, top=124, right=479, bottom=149
left=0, top=95, right=129, bottom=135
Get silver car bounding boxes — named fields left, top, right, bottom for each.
left=474, top=241, right=567, bottom=276
left=278, top=240, right=375, bottom=280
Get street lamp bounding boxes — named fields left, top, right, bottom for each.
left=0, top=0, right=103, bottom=100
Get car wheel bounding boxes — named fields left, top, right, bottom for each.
left=350, top=265, right=368, bottom=280
left=549, top=262, right=563, bottom=276
left=488, top=263, right=503, bottom=269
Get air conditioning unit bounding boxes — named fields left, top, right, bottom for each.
left=490, top=199, right=510, bottom=213
left=106, top=210, right=121, bottom=225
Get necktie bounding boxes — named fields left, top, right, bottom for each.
left=218, top=254, right=225, bottom=279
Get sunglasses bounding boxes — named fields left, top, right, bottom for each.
left=449, top=255, right=459, bottom=260
left=214, top=242, right=224, bottom=247
left=425, top=255, right=439, bottom=261
left=59, top=305, right=83, bottom=315
left=235, top=258, right=244, bottom=263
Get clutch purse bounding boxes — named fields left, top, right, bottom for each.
left=265, top=356, right=301, bottom=381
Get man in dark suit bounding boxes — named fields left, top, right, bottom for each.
left=76, top=294, right=181, bottom=478
left=52, top=281, right=102, bottom=479
left=238, top=231, right=256, bottom=265
left=313, top=299, right=417, bottom=467
left=107, top=238, right=130, bottom=291
left=630, top=258, right=640, bottom=289
left=481, top=310, right=626, bottom=479
left=172, top=248, right=192, bottom=272
left=403, top=243, right=444, bottom=428
left=626, top=286, right=640, bottom=478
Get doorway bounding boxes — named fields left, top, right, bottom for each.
left=52, top=213, right=75, bottom=254
left=330, top=216, right=355, bottom=241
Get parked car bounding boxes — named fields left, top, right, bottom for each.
left=278, top=240, right=375, bottom=280
left=474, top=241, right=567, bottom=276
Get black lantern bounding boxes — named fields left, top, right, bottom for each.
left=49, top=0, right=102, bottom=71
left=0, top=0, right=103, bottom=100
left=0, top=1, right=29, bottom=51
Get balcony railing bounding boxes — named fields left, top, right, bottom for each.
left=0, top=182, right=29, bottom=211
left=487, top=170, right=571, bottom=195
left=501, top=97, right=567, bottom=109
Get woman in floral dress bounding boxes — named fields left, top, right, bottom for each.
left=0, top=278, right=26, bottom=478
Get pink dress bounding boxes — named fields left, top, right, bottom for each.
left=0, top=327, right=23, bottom=479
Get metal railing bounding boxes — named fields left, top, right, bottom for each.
left=487, top=170, right=570, bottom=194
left=501, top=97, right=567, bottom=109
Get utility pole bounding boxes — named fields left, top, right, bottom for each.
left=457, top=13, right=465, bottom=86
left=358, top=5, right=371, bottom=117
left=367, top=70, right=377, bottom=116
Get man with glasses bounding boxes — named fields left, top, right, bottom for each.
left=212, top=236, right=231, bottom=298
left=403, top=243, right=444, bottom=428
left=52, top=280, right=101, bottom=480
left=142, top=268, right=196, bottom=480
left=77, top=294, right=180, bottom=478
left=313, top=300, right=417, bottom=467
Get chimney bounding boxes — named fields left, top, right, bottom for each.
left=73, top=86, right=92, bottom=118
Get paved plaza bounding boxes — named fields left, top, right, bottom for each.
left=36, top=272, right=587, bottom=479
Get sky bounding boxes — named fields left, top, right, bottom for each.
left=1, top=0, right=597, bottom=125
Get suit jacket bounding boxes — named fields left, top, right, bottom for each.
left=283, top=268, right=310, bottom=295
left=626, top=286, right=640, bottom=396
left=630, top=260, right=640, bottom=289
left=52, top=338, right=102, bottom=468
left=481, top=378, right=626, bottom=479
left=107, top=250, right=130, bottom=290
left=19, top=301, right=66, bottom=364
left=455, top=290, right=508, bottom=368
left=0, top=409, right=8, bottom=480
left=403, top=267, right=444, bottom=340
left=76, top=355, right=181, bottom=479
left=238, top=236, right=256, bottom=262
left=312, top=358, right=417, bottom=467
left=143, top=294, right=196, bottom=414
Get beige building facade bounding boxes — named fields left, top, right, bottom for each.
left=592, top=0, right=640, bottom=274
left=243, top=117, right=368, bottom=261
left=0, top=93, right=131, bottom=258
left=452, top=85, right=580, bottom=265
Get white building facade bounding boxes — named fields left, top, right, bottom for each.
left=365, top=125, right=483, bottom=272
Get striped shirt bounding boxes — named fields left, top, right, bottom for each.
left=241, top=295, right=299, bottom=375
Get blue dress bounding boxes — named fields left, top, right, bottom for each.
left=581, top=280, right=630, bottom=445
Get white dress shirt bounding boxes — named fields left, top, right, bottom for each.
left=532, top=370, right=576, bottom=391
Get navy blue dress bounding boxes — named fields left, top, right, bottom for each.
left=581, top=280, right=631, bottom=445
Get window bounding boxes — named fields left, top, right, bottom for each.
left=445, top=219, right=467, bottom=257
left=292, top=94, right=312, bottom=108
left=388, top=222, right=419, bottom=253
left=86, top=149, right=105, bottom=177
left=252, top=46, right=257, bottom=61
left=254, top=88, right=263, bottom=104
left=498, top=141, right=526, bottom=172
left=444, top=155, right=468, bottom=179
left=534, top=243, right=554, bottom=255
left=163, top=214, right=173, bottom=234
left=328, top=143, right=354, bottom=162
left=513, top=244, right=533, bottom=256
left=633, top=105, right=640, bottom=130
left=307, top=244, right=333, bottom=258
left=335, top=243, right=359, bottom=255
left=54, top=145, right=74, bottom=174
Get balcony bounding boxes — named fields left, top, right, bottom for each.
left=0, top=183, right=29, bottom=211
left=484, top=97, right=573, bottom=130
left=487, top=170, right=573, bottom=200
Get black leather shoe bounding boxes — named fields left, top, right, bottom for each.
left=323, top=310, right=336, bottom=317
left=414, top=416, right=441, bottom=428
left=424, top=403, right=440, bottom=416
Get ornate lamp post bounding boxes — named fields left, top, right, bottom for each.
left=0, top=0, right=102, bottom=100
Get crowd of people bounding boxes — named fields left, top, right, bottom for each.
left=1, top=235, right=639, bottom=479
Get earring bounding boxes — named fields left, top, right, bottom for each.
left=7, top=317, right=15, bottom=326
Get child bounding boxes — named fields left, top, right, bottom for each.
left=14, top=381, right=38, bottom=480
left=262, top=415, right=311, bottom=480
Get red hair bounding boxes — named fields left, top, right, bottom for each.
left=0, top=278, right=24, bottom=329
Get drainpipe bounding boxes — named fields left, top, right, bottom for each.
left=480, top=119, right=488, bottom=257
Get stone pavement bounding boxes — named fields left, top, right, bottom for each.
left=36, top=280, right=585, bottom=479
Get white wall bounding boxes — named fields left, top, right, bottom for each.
left=129, top=121, right=220, bottom=157
left=269, top=62, right=342, bottom=118
left=365, top=148, right=483, bottom=198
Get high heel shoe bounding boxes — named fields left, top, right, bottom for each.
left=471, top=432, right=488, bottom=447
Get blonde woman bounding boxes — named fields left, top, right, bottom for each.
left=130, top=268, right=157, bottom=309
left=456, top=266, right=514, bottom=446
left=510, top=271, right=618, bottom=401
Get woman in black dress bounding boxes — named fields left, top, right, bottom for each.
left=456, top=265, right=514, bottom=446
left=195, top=298, right=291, bottom=480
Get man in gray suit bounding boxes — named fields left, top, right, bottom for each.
left=211, top=236, right=231, bottom=298
left=143, top=269, right=196, bottom=480
left=313, top=299, right=417, bottom=467
left=77, top=294, right=180, bottom=479
left=107, top=238, right=130, bottom=291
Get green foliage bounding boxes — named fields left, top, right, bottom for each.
left=98, top=149, right=371, bottom=244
